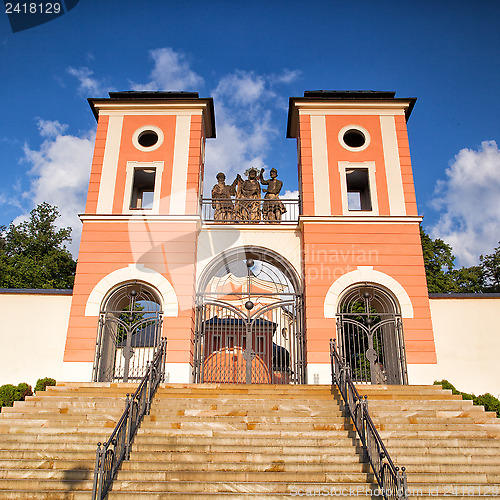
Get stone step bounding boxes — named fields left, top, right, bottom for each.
left=381, top=437, right=500, bottom=448
left=0, top=414, right=350, bottom=425
left=0, top=450, right=97, bottom=461
left=378, top=429, right=492, bottom=438
left=0, top=442, right=101, bottom=452
left=0, top=458, right=366, bottom=472
left=130, top=443, right=363, bottom=454
left=0, top=479, right=93, bottom=491
left=150, top=399, right=474, bottom=410
left=128, top=435, right=358, bottom=447
left=0, top=491, right=497, bottom=500
left=394, top=454, right=500, bottom=465
left=0, top=425, right=119, bottom=435
left=0, top=427, right=356, bottom=439
left=117, top=470, right=500, bottom=484
left=0, top=459, right=95, bottom=470
left=117, top=460, right=500, bottom=474
left=140, top=417, right=492, bottom=430
left=0, top=433, right=358, bottom=447
left=127, top=450, right=363, bottom=463
left=370, top=409, right=496, bottom=422
left=0, top=469, right=374, bottom=483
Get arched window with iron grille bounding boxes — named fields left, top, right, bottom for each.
left=92, top=281, right=163, bottom=383
left=336, top=284, right=407, bottom=385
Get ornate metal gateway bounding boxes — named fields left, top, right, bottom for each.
left=193, top=248, right=305, bottom=384
left=336, top=285, right=408, bottom=385
left=93, top=282, right=163, bottom=383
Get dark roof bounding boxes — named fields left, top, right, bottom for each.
left=287, top=90, right=417, bottom=137
left=0, top=288, right=73, bottom=295
left=304, top=90, right=397, bottom=99
left=88, top=91, right=216, bottom=138
left=108, top=91, right=200, bottom=99
left=429, top=293, right=500, bottom=299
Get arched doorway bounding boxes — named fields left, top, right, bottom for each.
left=92, top=282, right=163, bottom=382
left=193, top=247, right=305, bottom=384
left=336, top=284, right=407, bottom=384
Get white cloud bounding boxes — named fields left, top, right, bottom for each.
left=20, top=119, right=95, bottom=256
left=15, top=50, right=300, bottom=257
left=67, top=66, right=111, bottom=96
left=281, top=189, right=299, bottom=199
left=131, top=48, right=204, bottom=91
left=214, top=71, right=274, bottom=106
left=270, top=69, right=302, bottom=85
left=205, top=69, right=299, bottom=191
left=429, top=141, right=500, bottom=266
left=36, top=119, right=68, bottom=138
left=128, top=47, right=300, bottom=194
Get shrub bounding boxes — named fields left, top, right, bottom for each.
left=35, top=377, right=56, bottom=393
left=434, top=380, right=500, bottom=418
left=0, top=385, right=17, bottom=408
left=0, top=383, right=33, bottom=409
left=475, top=393, right=500, bottom=418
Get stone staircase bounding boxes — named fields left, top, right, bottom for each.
left=108, top=384, right=375, bottom=499
left=0, top=383, right=135, bottom=499
left=357, top=385, right=500, bottom=498
left=0, top=383, right=498, bottom=498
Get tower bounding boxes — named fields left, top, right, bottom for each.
left=287, top=91, right=436, bottom=384
left=63, top=92, right=215, bottom=383
left=63, top=89, right=436, bottom=386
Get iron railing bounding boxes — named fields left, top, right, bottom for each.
left=201, top=198, right=300, bottom=223
left=92, top=338, right=166, bottom=500
left=330, top=339, right=408, bottom=500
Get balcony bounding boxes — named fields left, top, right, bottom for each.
left=201, top=198, right=300, bottom=224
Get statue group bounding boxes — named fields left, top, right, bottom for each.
left=211, top=168, right=287, bottom=223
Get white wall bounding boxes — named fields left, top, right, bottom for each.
left=1, top=291, right=499, bottom=398
left=428, top=296, right=500, bottom=398
left=0, top=292, right=71, bottom=388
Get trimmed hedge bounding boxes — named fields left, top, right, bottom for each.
left=0, top=383, right=33, bottom=408
left=434, top=380, right=500, bottom=418
left=0, top=377, right=57, bottom=410
left=35, top=377, right=56, bottom=393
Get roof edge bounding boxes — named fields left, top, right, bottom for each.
left=287, top=92, right=417, bottom=138
left=88, top=91, right=216, bottom=138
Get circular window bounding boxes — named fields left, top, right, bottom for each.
left=132, top=126, right=164, bottom=152
left=343, top=129, right=365, bottom=148
left=138, top=130, right=158, bottom=148
left=338, top=125, right=370, bottom=152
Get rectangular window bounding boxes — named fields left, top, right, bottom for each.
left=130, top=168, right=155, bottom=209
left=346, top=169, right=372, bottom=211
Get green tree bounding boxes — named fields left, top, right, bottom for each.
left=449, top=265, right=485, bottom=293
left=480, top=243, right=500, bottom=293
left=0, top=203, right=76, bottom=289
left=420, top=226, right=458, bottom=293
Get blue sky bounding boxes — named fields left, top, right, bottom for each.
left=0, top=0, right=499, bottom=265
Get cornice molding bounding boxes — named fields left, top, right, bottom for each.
left=79, top=214, right=201, bottom=223
left=299, top=215, right=423, bottom=225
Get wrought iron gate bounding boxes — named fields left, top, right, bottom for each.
left=336, top=285, right=407, bottom=385
left=93, top=282, right=163, bottom=383
left=193, top=249, right=305, bottom=384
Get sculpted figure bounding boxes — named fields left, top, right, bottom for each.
left=211, top=172, right=237, bottom=222
left=234, top=168, right=261, bottom=222
left=260, top=168, right=286, bottom=222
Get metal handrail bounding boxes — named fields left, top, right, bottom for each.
left=330, top=339, right=408, bottom=499
left=92, top=338, right=167, bottom=500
